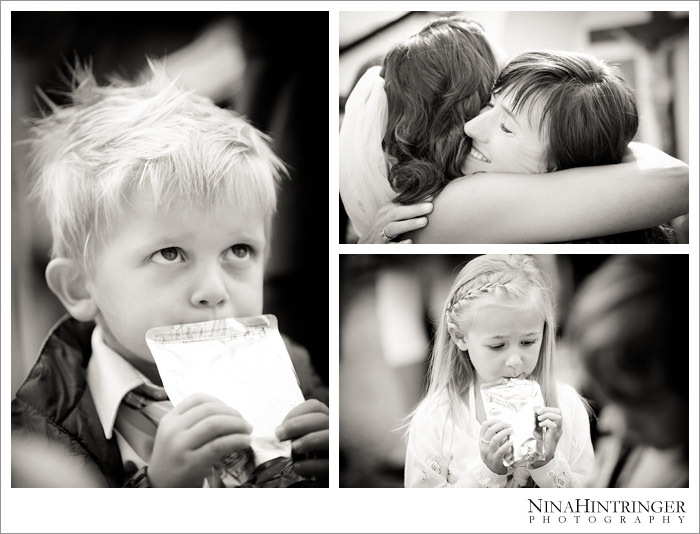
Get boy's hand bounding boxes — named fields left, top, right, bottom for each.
left=276, top=399, right=329, bottom=479
left=529, top=407, right=563, bottom=470
left=478, top=418, right=514, bottom=475
left=148, top=393, right=252, bottom=487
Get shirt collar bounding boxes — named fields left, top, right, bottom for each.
left=86, top=325, right=151, bottom=439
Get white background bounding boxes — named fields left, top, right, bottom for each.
left=2, top=1, right=698, bottom=533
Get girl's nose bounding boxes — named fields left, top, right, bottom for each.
left=463, top=106, right=491, bottom=142
left=505, top=350, right=523, bottom=369
left=190, top=265, right=228, bottom=308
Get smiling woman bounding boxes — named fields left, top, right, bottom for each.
left=407, top=49, right=682, bottom=244
left=340, top=16, right=689, bottom=244
left=463, top=91, right=549, bottom=175
left=462, top=51, right=638, bottom=177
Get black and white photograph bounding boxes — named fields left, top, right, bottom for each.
left=340, top=254, right=689, bottom=488
left=339, top=11, right=690, bottom=244
left=9, top=10, right=329, bottom=493
left=2, top=2, right=699, bottom=534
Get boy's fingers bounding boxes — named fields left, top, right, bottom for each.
left=193, top=433, right=252, bottom=464
left=280, top=399, right=328, bottom=422
left=291, top=429, right=329, bottom=455
left=186, top=415, right=253, bottom=449
left=293, top=458, right=329, bottom=478
left=276, top=412, right=329, bottom=441
left=171, top=393, right=227, bottom=415
left=176, top=401, right=246, bottom=429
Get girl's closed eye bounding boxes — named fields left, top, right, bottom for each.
left=151, top=246, right=185, bottom=264
left=500, top=122, right=513, bottom=135
left=521, top=339, right=537, bottom=347
left=487, top=343, right=505, bottom=351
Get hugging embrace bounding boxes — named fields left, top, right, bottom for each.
left=340, top=16, right=688, bottom=244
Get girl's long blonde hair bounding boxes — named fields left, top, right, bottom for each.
left=409, top=255, right=559, bottom=431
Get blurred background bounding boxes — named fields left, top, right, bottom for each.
left=339, top=254, right=689, bottom=488
left=339, top=11, right=690, bottom=243
left=11, top=12, right=329, bottom=395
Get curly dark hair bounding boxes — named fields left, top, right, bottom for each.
left=381, top=17, right=498, bottom=204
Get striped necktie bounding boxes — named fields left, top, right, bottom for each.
left=114, top=383, right=261, bottom=487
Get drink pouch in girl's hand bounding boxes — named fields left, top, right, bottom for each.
left=480, top=378, right=546, bottom=467
left=146, top=315, right=305, bottom=470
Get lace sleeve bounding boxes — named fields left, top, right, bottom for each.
left=404, top=407, right=451, bottom=487
left=405, top=400, right=508, bottom=488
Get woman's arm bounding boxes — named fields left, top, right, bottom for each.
left=411, top=142, right=688, bottom=244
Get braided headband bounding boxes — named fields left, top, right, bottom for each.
left=445, top=281, right=509, bottom=317
left=339, top=66, right=396, bottom=237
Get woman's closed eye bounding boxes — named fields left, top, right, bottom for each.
left=151, top=246, right=185, bottom=264
left=500, top=122, right=513, bottom=135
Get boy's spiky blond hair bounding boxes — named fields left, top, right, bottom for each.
left=28, top=60, right=286, bottom=267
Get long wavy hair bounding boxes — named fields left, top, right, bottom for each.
left=409, top=255, right=559, bottom=432
left=381, top=17, right=498, bottom=204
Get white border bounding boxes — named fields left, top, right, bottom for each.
left=2, top=1, right=698, bottom=533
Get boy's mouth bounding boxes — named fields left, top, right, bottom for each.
left=469, top=146, right=491, bottom=163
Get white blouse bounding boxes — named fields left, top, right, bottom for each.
left=404, top=382, right=594, bottom=488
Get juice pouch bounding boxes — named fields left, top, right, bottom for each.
left=146, top=315, right=306, bottom=487
left=479, top=378, right=546, bottom=467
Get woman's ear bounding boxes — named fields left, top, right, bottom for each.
left=45, top=258, right=98, bottom=321
left=447, top=322, right=469, bottom=351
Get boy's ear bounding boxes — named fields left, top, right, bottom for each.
left=447, top=322, right=469, bottom=351
left=45, top=258, right=98, bottom=321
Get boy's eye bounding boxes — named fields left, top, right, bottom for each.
left=227, top=244, right=253, bottom=260
left=152, top=247, right=183, bottom=264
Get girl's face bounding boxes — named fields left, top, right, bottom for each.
left=450, top=301, right=545, bottom=388
left=462, top=91, right=549, bottom=175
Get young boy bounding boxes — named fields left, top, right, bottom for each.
left=11, top=64, right=329, bottom=488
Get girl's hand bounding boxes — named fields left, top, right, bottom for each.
left=479, top=418, right=514, bottom=475
left=529, top=407, right=563, bottom=469
left=358, top=200, right=433, bottom=244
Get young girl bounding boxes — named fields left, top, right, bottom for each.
left=404, top=255, right=594, bottom=487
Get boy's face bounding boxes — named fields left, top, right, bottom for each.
left=86, top=190, right=266, bottom=377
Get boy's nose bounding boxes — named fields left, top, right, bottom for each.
left=191, top=266, right=228, bottom=308
left=464, top=106, right=491, bottom=142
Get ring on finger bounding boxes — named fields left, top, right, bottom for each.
left=479, top=437, right=490, bottom=445
left=381, top=228, right=394, bottom=242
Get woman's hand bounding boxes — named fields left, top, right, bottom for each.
left=529, top=407, right=563, bottom=470
left=479, top=418, right=514, bottom=475
left=359, top=200, right=433, bottom=244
